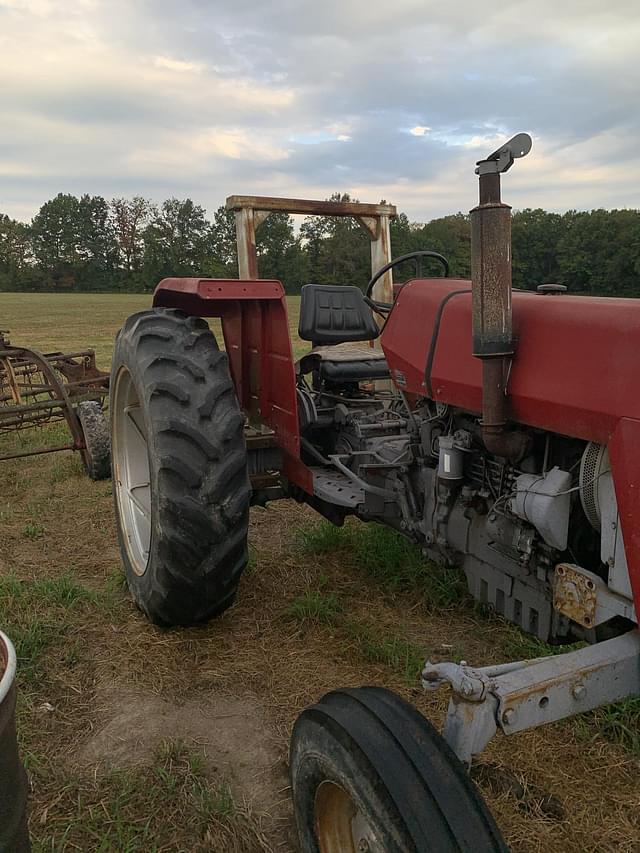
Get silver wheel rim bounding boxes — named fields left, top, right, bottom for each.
left=112, top=366, right=151, bottom=576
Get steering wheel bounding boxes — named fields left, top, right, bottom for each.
left=364, top=250, right=449, bottom=313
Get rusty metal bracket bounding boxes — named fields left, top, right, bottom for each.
left=554, top=562, right=636, bottom=627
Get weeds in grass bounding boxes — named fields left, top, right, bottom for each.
left=25, top=500, right=46, bottom=519
left=105, top=566, right=128, bottom=594
left=296, top=519, right=466, bottom=610
left=495, top=618, right=586, bottom=662
left=50, top=456, right=83, bottom=483
left=23, top=522, right=45, bottom=540
left=0, top=573, right=96, bottom=683
left=495, top=624, right=556, bottom=661
left=27, top=740, right=271, bottom=853
left=352, top=524, right=466, bottom=608
left=296, top=521, right=347, bottom=554
left=0, top=502, right=14, bottom=523
left=34, top=574, right=95, bottom=606
left=10, top=620, right=61, bottom=682
left=287, top=590, right=342, bottom=625
left=245, top=546, right=259, bottom=575
left=344, top=621, right=426, bottom=684
left=584, top=697, right=640, bottom=755
left=287, top=584, right=425, bottom=683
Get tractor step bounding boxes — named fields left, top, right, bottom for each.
left=311, top=467, right=365, bottom=508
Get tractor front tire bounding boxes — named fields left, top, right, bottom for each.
left=290, top=687, right=507, bottom=852
left=110, top=308, right=250, bottom=626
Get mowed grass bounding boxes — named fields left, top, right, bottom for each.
left=296, top=520, right=467, bottom=610
left=0, top=291, right=305, bottom=367
left=27, top=738, right=270, bottom=852
left=1, top=292, right=640, bottom=851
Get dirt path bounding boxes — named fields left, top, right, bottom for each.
left=1, top=448, right=639, bottom=852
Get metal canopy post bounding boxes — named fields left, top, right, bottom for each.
left=226, top=195, right=397, bottom=304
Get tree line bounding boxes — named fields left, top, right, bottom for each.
left=1, top=191, right=639, bottom=296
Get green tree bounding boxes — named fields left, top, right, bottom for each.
left=31, top=193, right=83, bottom=289
left=3, top=191, right=640, bottom=297
left=0, top=214, right=33, bottom=290
left=111, top=196, right=154, bottom=289
left=76, top=194, right=118, bottom=290
left=208, top=205, right=238, bottom=277
left=415, top=213, right=471, bottom=279
left=512, top=208, right=564, bottom=290
left=256, top=212, right=306, bottom=291
left=301, top=193, right=370, bottom=288
left=143, top=198, right=210, bottom=285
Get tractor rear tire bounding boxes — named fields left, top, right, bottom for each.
left=77, top=401, right=111, bottom=481
left=110, top=308, right=250, bottom=627
left=290, top=687, right=507, bottom=853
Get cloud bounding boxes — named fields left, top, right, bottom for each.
left=153, top=56, right=203, bottom=73
left=0, top=0, right=638, bottom=224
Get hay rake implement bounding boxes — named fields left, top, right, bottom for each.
left=0, top=331, right=110, bottom=479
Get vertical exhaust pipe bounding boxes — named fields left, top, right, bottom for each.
left=470, top=133, right=532, bottom=460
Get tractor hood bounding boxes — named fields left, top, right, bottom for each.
left=380, top=278, right=640, bottom=446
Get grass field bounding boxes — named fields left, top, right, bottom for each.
left=0, top=291, right=305, bottom=365
left=1, top=294, right=639, bottom=851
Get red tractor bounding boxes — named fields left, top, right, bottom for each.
left=110, top=135, right=640, bottom=851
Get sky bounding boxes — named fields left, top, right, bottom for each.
left=1, top=0, right=639, bottom=224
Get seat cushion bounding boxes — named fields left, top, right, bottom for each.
left=319, top=358, right=389, bottom=383
left=298, top=343, right=389, bottom=383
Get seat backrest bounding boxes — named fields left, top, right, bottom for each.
left=298, top=284, right=380, bottom=344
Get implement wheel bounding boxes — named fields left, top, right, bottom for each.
left=77, top=401, right=111, bottom=480
left=290, top=687, right=507, bottom=853
left=110, top=308, right=250, bottom=626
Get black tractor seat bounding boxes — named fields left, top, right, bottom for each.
left=297, top=284, right=388, bottom=383
left=298, top=342, right=389, bottom=383
left=298, top=283, right=380, bottom=345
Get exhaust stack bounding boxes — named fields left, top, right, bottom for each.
left=470, top=133, right=532, bottom=460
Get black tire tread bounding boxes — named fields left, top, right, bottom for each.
left=77, top=401, right=111, bottom=480
left=291, top=686, right=507, bottom=853
left=111, top=308, right=250, bottom=626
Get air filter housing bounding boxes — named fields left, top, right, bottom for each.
left=579, top=443, right=609, bottom=531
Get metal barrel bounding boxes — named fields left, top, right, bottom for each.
left=0, top=630, right=31, bottom=853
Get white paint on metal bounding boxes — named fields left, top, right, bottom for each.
left=0, top=631, right=17, bottom=705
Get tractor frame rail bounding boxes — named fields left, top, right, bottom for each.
left=422, top=629, right=640, bottom=766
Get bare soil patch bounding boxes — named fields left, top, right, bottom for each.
left=79, top=689, right=290, bottom=833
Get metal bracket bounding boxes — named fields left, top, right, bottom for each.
left=422, top=630, right=640, bottom=766
left=328, top=453, right=398, bottom=501
left=554, top=562, right=636, bottom=627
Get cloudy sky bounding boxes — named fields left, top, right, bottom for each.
left=1, top=0, right=638, bottom=223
